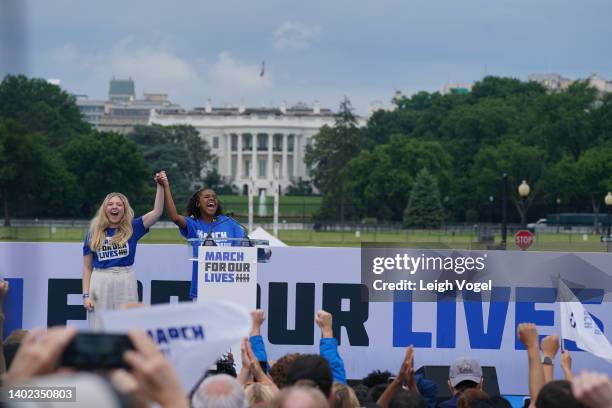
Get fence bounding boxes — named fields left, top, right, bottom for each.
left=1, top=220, right=609, bottom=252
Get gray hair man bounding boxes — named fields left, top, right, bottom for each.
left=192, top=374, right=247, bottom=408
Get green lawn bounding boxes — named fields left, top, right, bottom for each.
left=1, top=226, right=609, bottom=252
left=218, top=195, right=321, bottom=220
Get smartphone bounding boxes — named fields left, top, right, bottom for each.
left=61, top=332, right=134, bottom=370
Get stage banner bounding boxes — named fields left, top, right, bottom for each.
left=197, top=246, right=257, bottom=311
left=1, top=242, right=612, bottom=395
left=101, top=301, right=250, bottom=391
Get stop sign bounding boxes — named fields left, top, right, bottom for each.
left=514, top=229, right=534, bottom=250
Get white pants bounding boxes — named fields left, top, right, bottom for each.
left=88, top=266, right=138, bottom=331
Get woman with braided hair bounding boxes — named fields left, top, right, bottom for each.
left=158, top=170, right=245, bottom=300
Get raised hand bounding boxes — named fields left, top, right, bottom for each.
left=5, top=326, right=77, bottom=385
left=250, top=309, right=265, bottom=336
left=0, top=280, right=8, bottom=302
left=572, top=371, right=612, bottom=408
left=399, top=345, right=418, bottom=393
left=518, top=323, right=540, bottom=350
left=157, top=170, right=168, bottom=186
left=561, top=350, right=573, bottom=380
left=123, top=330, right=188, bottom=408
left=541, top=335, right=560, bottom=358
left=243, top=337, right=278, bottom=391
left=315, top=310, right=333, bottom=338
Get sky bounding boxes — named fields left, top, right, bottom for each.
left=1, top=0, right=611, bottom=114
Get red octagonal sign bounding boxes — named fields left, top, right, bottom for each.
left=515, top=229, right=534, bottom=251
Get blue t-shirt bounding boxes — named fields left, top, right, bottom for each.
left=83, top=217, right=149, bottom=269
left=180, top=215, right=245, bottom=298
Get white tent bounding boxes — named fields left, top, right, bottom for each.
left=249, top=227, right=288, bottom=247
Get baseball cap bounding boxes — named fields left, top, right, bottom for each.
left=449, top=357, right=482, bottom=387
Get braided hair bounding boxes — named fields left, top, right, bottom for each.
left=186, top=188, right=223, bottom=219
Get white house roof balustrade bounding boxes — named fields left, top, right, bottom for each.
left=149, top=101, right=366, bottom=195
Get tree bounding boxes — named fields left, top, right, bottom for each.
left=440, top=98, right=518, bottom=172
left=343, top=136, right=452, bottom=221
left=62, top=132, right=152, bottom=216
left=361, top=108, right=417, bottom=148
left=403, top=168, right=444, bottom=228
left=129, top=124, right=214, bottom=206
left=576, top=147, right=612, bottom=233
left=286, top=178, right=315, bottom=196
left=521, top=81, right=598, bottom=162
left=305, top=97, right=362, bottom=221
left=203, top=169, right=236, bottom=195
left=544, top=147, right=612, bottom=233
left=471, top=76, right=546, bottom=100
left=0, top=74, right=90, bottom=148
left=0, top=120, right=78, bottom=225
left=470, top=139, right=547, bottom=225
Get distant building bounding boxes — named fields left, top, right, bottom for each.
left=529, top=73, right=612, bottom=93
left=528, top=73, right=573, bottom=91
left=76, top=78, right=181, bottom=134
left=77, top=98, right=106, bottom=128
left=150, top=101, right=367, bottom=195
left=442, top=83, right=473, bottom=95
left=586, top=74, right=612, bottom=93
left=108, top=78, right=136, bottom=102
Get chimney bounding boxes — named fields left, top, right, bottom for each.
left=205, top=98, right=212, bottom=113
left=280, top=101, right=287, bottom=114
left=313, top=100, right=320, bottom=114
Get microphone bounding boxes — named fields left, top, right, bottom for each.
left=202, top=230, right=217, bottom=246
left=223, top=212, right=253, bottom=247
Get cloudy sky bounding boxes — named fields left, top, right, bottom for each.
left=1, top=0, right=611, bottom=114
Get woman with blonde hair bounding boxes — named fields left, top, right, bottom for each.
left=331, top=383, right=360, bottom=408
left=82, top=176, right=164, bottom=329
left=245, top=383, right=276, bottom=408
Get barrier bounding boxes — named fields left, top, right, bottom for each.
left=1, top=242, right=611, bottom=394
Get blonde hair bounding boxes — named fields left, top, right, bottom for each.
left=88, top=192, right=134, bottom=251
left=271, top=386, right=328, bottom=408
left=331, top=383, right=360, bottom=408
left=245, top=383, right=275, bottom=407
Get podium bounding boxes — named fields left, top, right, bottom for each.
left=187, top=238, right=270, bottom=311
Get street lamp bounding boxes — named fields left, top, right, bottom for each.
left=605, top=192, right=612, bottom=238
left=518, top=180, right=530, bottom=229
left=556, top=197, right=561, bottom=234
left=501, top=174, right=508, bottom=249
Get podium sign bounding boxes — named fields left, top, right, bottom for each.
left=197, top=246, right=258, bottom=310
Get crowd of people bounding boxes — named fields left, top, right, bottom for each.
left=1, top=281, right=611, bottom=408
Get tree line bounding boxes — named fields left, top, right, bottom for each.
left=0, top=75, right=220, bottom=226
left=2, top=74, right=611, bottom=227
left=305, top=77, right=612, bottom=227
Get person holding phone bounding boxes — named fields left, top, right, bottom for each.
left=157, top=171, right=245, bottom=300
left=82, top=176, right=164, bottom=329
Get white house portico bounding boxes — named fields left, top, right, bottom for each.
left=150, top=102, right=363, bottom=195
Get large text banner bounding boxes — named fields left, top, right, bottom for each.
left=1, top=242, right=611, bottom=394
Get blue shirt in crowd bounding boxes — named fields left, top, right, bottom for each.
left=83, top=217, right=148, bottom=269
left=181, top=215, right=245, bottom=298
